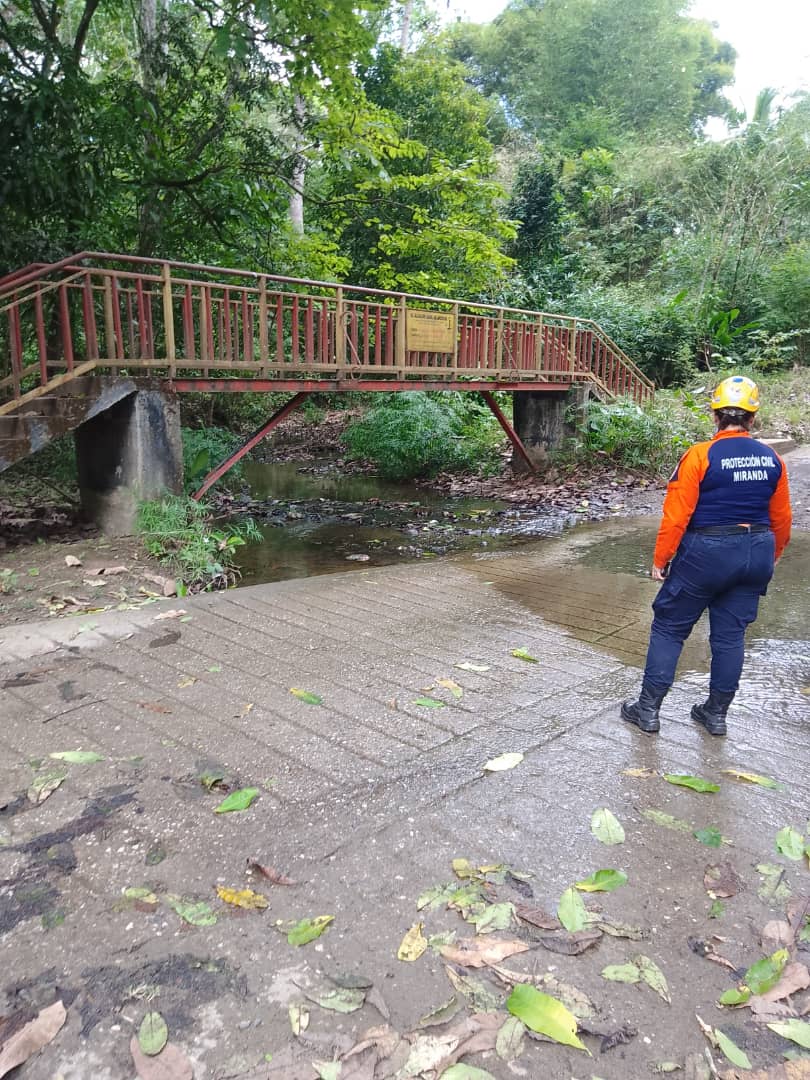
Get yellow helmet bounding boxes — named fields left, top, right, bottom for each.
left=710, top=375, right=760, bottom=413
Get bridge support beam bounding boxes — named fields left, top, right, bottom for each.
left=511, top=385, right=590, bottom=474
left=75, top=389, right=183, bottom=535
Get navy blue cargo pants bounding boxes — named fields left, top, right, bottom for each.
left=643, top=528, right=775, bottom=696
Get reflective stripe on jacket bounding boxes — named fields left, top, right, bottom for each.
left=653, top=430, right=792, bottom=569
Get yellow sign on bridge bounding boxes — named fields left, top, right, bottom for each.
left=406, top=310, right=457, bottom=353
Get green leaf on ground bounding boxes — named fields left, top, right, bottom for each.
left=469, top=903, right=514, bottom=934
left=510, top=647, right=538, bottom=663
left=575, top=869, right=627, bottom=893
left=27, top=769, right=67, bottom=805
left=437, top=678, right=463, bottom=699
left=165, top=895, right=217, bottom=926
left=483, top=752, right=524, bottom=772
left=309, top=987, right=365, bottom=1013
left=440, top=1066, right=497, bottom=1079
left=722, top=768, right=783, bottom=790
left=417, top=883, right=456, bottom=911
left=694, top=828, right=724, bottom=848
left=776, top=826, right=806, bottom=861
left=124, top=887, right=158, bottom=905
left=591, top=808, right=625, bottom=845
left=745, top=949, right=788, bottom=995
left=641, top=808, right=692, bottom=833
left=413, top=697, right=445, bottom=708
left=214, top=787, right=259, bottom=813
left=557, top=887, right=589, bottom=932
left=757, top=863, right=792, bottom=904
left=506, top=985, right=588, bottom=1053
left=709, top=900, right=725, bottom=919
left=313, top=1063, right=341, bottom=1080
left=286, top=915, right=334, bottom=946
left=49, top=750, right=104, bottom=764
left=138, top=1012, right=168, bottom=1056
left=663, top=774, right=720, bottom=793
left=495, top=1016, right=526, bottom=1062
left=718, top=987, right=751, bottom=1006
left=445, top=967, right=504, bottom=1013
left=715, top=1029, right=751, bottom=1070
left=635, top=955, right=671, bottom=1003
left=198, top=768, right=225, bottom=791
left=767, top=1020, right=810, bottom=1049
left=289, top=688, right=322, bottom=705
left=601, top=963, right=641, bottom=985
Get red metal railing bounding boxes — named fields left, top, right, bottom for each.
left=0, top=253, right=654, bottom=414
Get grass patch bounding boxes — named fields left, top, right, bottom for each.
left=136, top=495, right=261, bottom=592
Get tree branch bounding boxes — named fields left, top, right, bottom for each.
left=73, top=0, right=103, bottom=62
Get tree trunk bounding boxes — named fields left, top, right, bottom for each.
left=137, top=0, right=167, bottom=257
left=288, top=95, right=307, bottom=235
left=399, top=0, right=413, bottom=52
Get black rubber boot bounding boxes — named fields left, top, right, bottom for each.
left=691, top=690, right=734, bottom=736
left=621, top=684, right=666, bottom=734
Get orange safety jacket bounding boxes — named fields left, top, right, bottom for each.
left=653, top=429, right=792, bottom=570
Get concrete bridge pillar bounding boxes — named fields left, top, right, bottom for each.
left=512, top=385, right=590, bottom=473
left=75, top=389, right=183, bottom=536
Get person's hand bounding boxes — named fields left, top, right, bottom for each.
left=651, top=564, right=667, bottom=582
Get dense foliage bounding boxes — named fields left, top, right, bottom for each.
left=2, top=0, right=808, bottom=383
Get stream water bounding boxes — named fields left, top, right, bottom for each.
left=234, top=459, right=583, bottom=585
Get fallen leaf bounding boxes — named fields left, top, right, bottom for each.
left=216, top=886, right=268, bottom=911
left=777, top=827, right=806, bottom=861
left=591, top=808, right=625, bottom=845
left=558, top=887, right=589, bottom=932
left=437, top=678, right=464, bottom=699
left=418, top=997, right=463, bottom=1028
left=0, top=1000, right=66, bottom=1078
left=65, top=555, right=82, bottom=567
left=641, top=808, right=692, bottom=833
left=289, top=1003, right=309, bottom=1036
left=495, top=1015, right=526, bottom=1062
left=286, top=915, right=334, bottom=946
left=456, top=662, right=490, bottom=672
left=198, top=767, right=225, bottom=791
left=444, top=967, right=504, bottom=1013
left=130, top=1037, right=193, bottom=1080
left=313, top=1063, right=340, bottom=1080
left=722, top=768, right=783, bottom=791
left=413, top=696, right=445, bottom=708
left=601, top=1023, right=638, bottom=1053
left=164, top=895, right=217, bottom=926
left=595, top=919, right=647, bottom=939
left=710, top=900, right=726, bottom=919
left=602, top=962, right=642, bottom=985
left=767, top=1019, right=810, bottom=1049
left=440, top=937, right=529, bottom=968
left=758, top=963, right=810, bottom=1004
left=718, top=988, right=751, bottom=1007
left=694, top=828, right=726, bottom=848
left=758, top=864, right=792, bottom=905
left=652, top=1064, right=683, bottom=1075
left=153, top=609, right=186, bottom=621
left=506, top=984, right=588, bottom=1053
left=483, top=752, right=523, bottom=773
left=398, top=922, right=428, bottom=961
left=49, top=750, right=103, bottom=764
left=467, top=902, right=514, bottom=934
left=704, top=862, right=745, bottom=898
left=307, top=986, right=365, bottom=1013
left=761, top=921, right=794, bottom=952
left=27, top=768, right=67, bottom=804
left=622, top=767, right=658, bottom=778
left=715, top=1029, right=752, bottom=1070
left=635, top=954, right=671, bottom=1004
left=138, top=1012, right=168, bottom=1056
left=441, top=1065, right=497, bottom=1079
left=246, top=860, right=299, bottom=886
left=513, top=902, right=560, bottom=930
left=290, top=688, right=322, bottom=705
left=664, top=774, right=720, bottom=793
left=746, top=950, right=789, bottom=996
left=451, top=858, right=479, bottom=880
left=537, top=929, right=602, bottom=955
left=575, top=869, right=628, bottom=893
left=214, top=787, right=259, bottom=813
left=177, top=676, right=196, bottom=689
left=510, top=647, right=538, bottom=663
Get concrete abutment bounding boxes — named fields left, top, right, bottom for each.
left=75, top=389, right=183, bottom=536
left=511, top=385, right=590, bottom=473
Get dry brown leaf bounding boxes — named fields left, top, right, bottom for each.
left=86, top=564, right=129, bottom=576
left=622, top=767, right=658, bottom=778
left=130, top=1037, right=193, bottom=1080
left=536, top=928, right=603, bottom=955
left=704, top=861, right=745, bottom=898
left=439, top=937, right=529, bottom=968
left=749, top=996, right=796, bottom=1022
left=759, top=962, right=810, bottom=1003
left=0, top=1000, right=66, bottom=1078
left=154, top=609, right=187, bottom=621
left=431, top=1013, right=501, bottom=1076
left=246, top=859, right=299, bottom=886
left=339, top=1024, right=409, bottom=1080
left=762, top=920, right=795, bottom=952
left=513, top=901, right=561, bottom=930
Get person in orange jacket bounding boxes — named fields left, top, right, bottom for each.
left=622, top=375, right=792, bottom=736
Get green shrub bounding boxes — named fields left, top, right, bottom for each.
left=182, top=427, right=243, bottom=493
left=136, top=495, right=261, bottom=591
left=574, top=392, right=710, bottom=476
left=342, top=392, right=503, bottom=480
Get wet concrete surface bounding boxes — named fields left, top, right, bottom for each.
left=1, top=449, right=809, bottom=1079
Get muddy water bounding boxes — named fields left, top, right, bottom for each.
left=236, top=459, right=575, bottom=584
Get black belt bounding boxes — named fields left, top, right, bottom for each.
left=690, top=524, right=771, bottom=536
